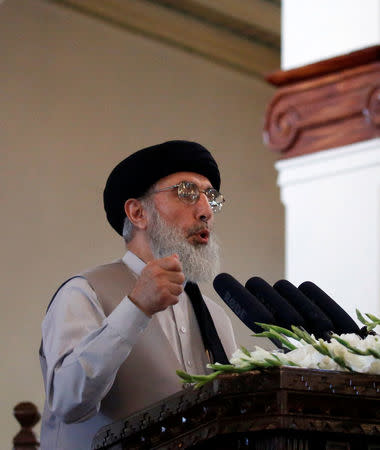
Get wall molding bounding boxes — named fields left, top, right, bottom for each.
left=275, top=138, right=380, bottom=188
left=263, top=46, right=380, bottom=159
left=51, top=0, right=280, bottom=79
left=267, top=45, right=380, bottom=87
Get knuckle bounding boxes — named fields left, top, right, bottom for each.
left=178, top=273, right=185, bottom=284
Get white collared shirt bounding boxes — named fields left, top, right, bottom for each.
left=40, top=251, right=225, bottom=449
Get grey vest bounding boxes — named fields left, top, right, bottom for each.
left=81, top=260, right=186, bottom=419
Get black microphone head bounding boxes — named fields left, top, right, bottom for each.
left=298, top=281, right=360, bottom=335
left=273, top=279, right=335, bottom=338
left=213, top=273, right=275, bottom=333
left=245, top=276, right=305, bottom=330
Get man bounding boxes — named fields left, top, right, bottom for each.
left=39, top=140, right=237, bottom=449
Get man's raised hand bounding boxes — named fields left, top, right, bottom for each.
left=129, top=254, right=185, bottom=316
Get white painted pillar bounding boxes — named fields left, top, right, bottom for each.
left=276, top=139, right=380, bottom=318
left=276, top=1, right=380, bottom=318
left=282, top=0, right=380, bottom=70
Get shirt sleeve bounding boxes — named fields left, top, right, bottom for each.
left=41, top=276, right=150, bottom=424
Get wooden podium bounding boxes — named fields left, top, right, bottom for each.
left=92, top=367, right=380, bottom=450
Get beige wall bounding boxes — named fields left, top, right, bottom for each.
left=0, top=0, right=283, bottom=445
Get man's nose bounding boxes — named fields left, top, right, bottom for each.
left=195, top=192, right=213, bottom=222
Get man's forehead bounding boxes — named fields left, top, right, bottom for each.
left=155, top=171, right=213, bottom=189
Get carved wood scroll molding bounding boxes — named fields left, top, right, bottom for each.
left=264, top=45, right=380, bottom=159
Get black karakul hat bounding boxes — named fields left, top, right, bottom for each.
left=103, top=140, right=221, bottom=235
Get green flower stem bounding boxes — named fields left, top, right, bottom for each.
left=291, top=326, right=317, bottom=345
left=313, top=340, right=353, bottom=372
left=332, top=336, right=368, bottom=355
left=356, top=309, right=369, bottom=326
left=207, top=364, right=253, bottom=372
left=334, top=337, right=380, bottom=359
left=177, top=313, right=380, bottom=389
left=332, top=335, right=380, bottom=359
left=240, top=346, right=251, bottom=357
left=255, top=323, right=300, bottom=340
left=369, top=348, right=380, bottom=358
left=253, top=330, right=298, bottom=350
left=176, top=369, right=223, bottom=388
left=355, top=309, right=380, bottom=331
left=366, top=313, right=380, bottom=322
left=264, top=357, right=282, bottom=367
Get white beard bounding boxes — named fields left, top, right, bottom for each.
left=146, top=207, right=220, bottom=283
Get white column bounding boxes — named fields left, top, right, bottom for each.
left=276, top=139, right=380, bottom=319
left=282, top=0, right=380, bottom=70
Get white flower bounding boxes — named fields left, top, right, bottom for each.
left=328, top=336, right=377, bottom=372
left=360, top=334, right=380, bottom=353
left=228, top=328, right=380, bottom=375
left=230, top=349, right=255, bottom=368
left=285, top=344, right=330, bottom=369
left=250, top=346, right=275, bottom=361
left=368, top=359, right=380, bottom=374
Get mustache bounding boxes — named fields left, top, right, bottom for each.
left=185, top=224, right=211, bottom=238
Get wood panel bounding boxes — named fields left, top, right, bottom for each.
left=92, top=367, right=380, bottom=449
left=264, top=47, right=380, bottom=158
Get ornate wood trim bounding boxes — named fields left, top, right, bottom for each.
left=264, top=47, right=380, bottom=159
left=92, top=367, right=380, bottom=449
left=266, top=45, right=380, bottom=87
left=51, top=0, right=280, bottom=79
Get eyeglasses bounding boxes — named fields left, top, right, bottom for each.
left=153, top=180, right=225, bottom=213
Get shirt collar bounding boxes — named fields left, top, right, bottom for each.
left=122, top=250, right=146, bottom=276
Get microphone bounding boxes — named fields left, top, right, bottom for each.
left=213, top=273, right=275, bottom=333
left=273, top=279, right=334, bottom=339
left=298, top=281, right=361, bottom=335
left=245, top=276, right=305, bottom=330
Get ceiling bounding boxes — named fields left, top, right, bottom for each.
left=51, top=0, right=281, bottom=79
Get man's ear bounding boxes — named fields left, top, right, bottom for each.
left=124, top=199, right=148, bottom=230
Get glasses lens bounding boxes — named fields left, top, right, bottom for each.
left=177, top=181, right=199, bottom=204
left=205, top=188, right=225, bottom=213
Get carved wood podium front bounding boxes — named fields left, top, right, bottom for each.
left=92, top=367, right=380, bottom=450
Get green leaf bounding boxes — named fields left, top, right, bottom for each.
left=252, top=331, right=274, bottom=338
left=312, top=340, right=329, bottom=356
left=207, top=363, right=257, bottom=373
left=256, top=323, right=299, bottom=340
left=284, top=359, right=299, bottom=367
left=241, top=346, right=251, bottom=357
left=176, top=370, right=194, bottom=382
left=356, top=309, right=369, bottom=325
left=255, top=328, right=298, bottom=351
left=332, top=336, right=367, bottom=356
left=368, top=348, right=380, bottom=359
left=264, top=357, right=282, bottom=367
left=365, top=313, right=380, bottom=322
left=291, top=326, right=316, bottom=345
left=207, top=363, right=235, bottom=371
left=194, top=370, right=223, bottom=388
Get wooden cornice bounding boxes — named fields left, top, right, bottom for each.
left=263, top=45, right=380, bottom=159
left=50, top=0, right=280, bottom=79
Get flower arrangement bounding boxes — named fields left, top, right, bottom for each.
left=177, top=310, right=380, bottom=388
